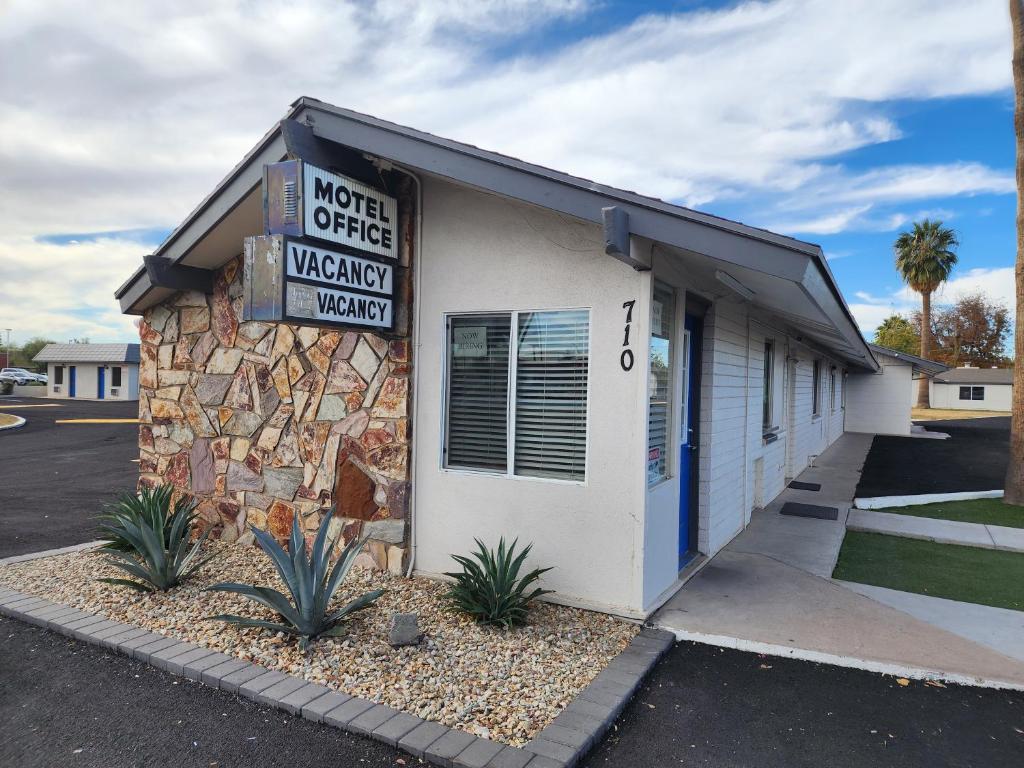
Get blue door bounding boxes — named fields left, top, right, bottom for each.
left=678, top=313, right=702, bottom=568
left=97, top=367, right=105, bottom=399
left=69, top=366, right=76, bottom=398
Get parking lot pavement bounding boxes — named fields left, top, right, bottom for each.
left=856, top=417, right=1010, bottom=498
left=0, top=398, right=139, bottom=558
left=0, top=617, right=408, bottom=768
left=582, top=641, right=1024, bottom=768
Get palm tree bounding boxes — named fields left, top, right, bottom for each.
left=1006, top=0, right=1024, bottom=505
left=894, top=219, right=958, bottom=408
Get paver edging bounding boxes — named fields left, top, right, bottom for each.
left=0, top=585, right=673, bottom=767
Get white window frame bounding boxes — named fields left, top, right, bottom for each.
left=762, top=339, right=775, bottom=432
left=440, top=308, right=592, bottom=486
left=812, top=359, right=822, bottom=418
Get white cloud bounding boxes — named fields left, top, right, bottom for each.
left=0, top=0, right=1014, bottom=341
left=849, top=266, right=1017, bottom=335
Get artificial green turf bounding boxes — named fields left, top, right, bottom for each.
left=878, top=498, right=1024, bottom=529
left=833, top=531, right=1024, bottom=612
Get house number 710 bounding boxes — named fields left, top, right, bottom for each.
left=620, top=300, right=635, bottom=371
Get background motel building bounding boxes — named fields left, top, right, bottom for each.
left=116, top=98, right=906, bottom=619
left=930, top=365, right=1014, bottom=411
left=33, top=343, right=140, bottom=401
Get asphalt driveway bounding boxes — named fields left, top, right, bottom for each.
left=0, top=617, right=407, bottom=768
left=583, top=641, right=1024, bottom=768
left=5, top=614, right=1021, bottom=768
left=855, top=417, right=1010, bottom=498
left=0, top=398, right=138, bottom=557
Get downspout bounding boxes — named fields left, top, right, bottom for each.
left=393, top=164, right=423, bottom=579
left=743, top=314, right=752, bottom=523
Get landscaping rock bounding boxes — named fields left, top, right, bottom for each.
left=388, top=612, right=422, bottom=647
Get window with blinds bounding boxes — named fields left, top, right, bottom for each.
left=444, top=310, right=590, bottom=482
left=515, top=310, right=589, bottom=481
left=444, top=314, right=511, bottom=472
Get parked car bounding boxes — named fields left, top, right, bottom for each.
left=0, top=367, right=43, bottom=385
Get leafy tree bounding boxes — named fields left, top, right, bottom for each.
left=18, top=337, right=55, bottom=371
left=894, top=219, right=959, bottom=407
left=912, top=293, right=1011, bottom=367
left=873, top=315, right=920, bottom=355
left=1006, top=0, right=1024, bottom=505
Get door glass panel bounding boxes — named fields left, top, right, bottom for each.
left=648, top=285, right=674, bottom=485
left=680, top=330, right=691, bottom=443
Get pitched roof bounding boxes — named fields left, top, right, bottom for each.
left=867, top=344, right=947, bottom=376
left=33, top=343, right=141, bottom=363
left=114, top=97, right=877, bottom=371
left=933, top=367, right=1014, bottom=385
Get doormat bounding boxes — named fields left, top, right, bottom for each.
left=788, top=481, right=822, bottom=492
left=780, top=502, right=837, bottom=520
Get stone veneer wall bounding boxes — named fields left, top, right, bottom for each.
left=137, top=256, right=411, bottom=573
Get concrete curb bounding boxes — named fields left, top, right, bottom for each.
left=0, top=585, right=673, bottom=768
left=0, top=540, right=108, bottom=566
left=0, top=413, right=26, bottom=431
left=854, top=490, right=1003, bottom=510
left=658, top=625, right=1024, bottom=692
left=847, top=509, right=1024, bottom=553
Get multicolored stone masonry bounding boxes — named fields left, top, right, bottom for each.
left=137, top=256, right=411, bottom=574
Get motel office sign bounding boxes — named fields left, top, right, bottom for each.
left=243, top=160, right=398, bottom=330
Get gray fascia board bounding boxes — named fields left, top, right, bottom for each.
left=158, top=126, right=292, bottom=267
left=296, top=98, right=820, bottom=256
left=795, top=262, right=877, bottom=372
left=302, top=105, right=810, bottom=278
left=301, top=101, right=874, bottom=365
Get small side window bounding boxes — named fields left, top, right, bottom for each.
left=812, top=360, right=822, bottom=416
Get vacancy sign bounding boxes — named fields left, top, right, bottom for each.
left=302, top=164, right=398, bottom=259
left=243, top=235, right=396, bottom=332
left=284, top=240, right=394, bottom=329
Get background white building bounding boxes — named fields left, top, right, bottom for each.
left=34, top=343, right=140, bottom=401
left=930, top=366, right=1013, bottom=411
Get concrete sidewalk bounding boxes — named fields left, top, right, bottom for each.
left=653, top=432, right=1024, bottom=688
left=847, top=508, right=1024, bottom=553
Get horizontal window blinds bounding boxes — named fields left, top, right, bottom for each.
left=514, top=310, right=589, bottom=481
left=445, top=315, right=511, bottom=471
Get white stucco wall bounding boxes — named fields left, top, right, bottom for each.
left=412, top=177, right=649, bottom=616
left=931, top=381, right=1012, bottom=411
left=845, top=358, right=913, bottom=435
left=46, top=362, right=139, bottom=400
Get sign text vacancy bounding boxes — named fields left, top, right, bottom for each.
left=284, top=239, right=394, bottom=330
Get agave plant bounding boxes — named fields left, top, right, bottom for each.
left=98, top=485, right=184, bottom=552
left=97, top=488, right=214, bottom=592
left=445, top=538, right=553, bottom=629
left=207, top=511, right=383, bottom=651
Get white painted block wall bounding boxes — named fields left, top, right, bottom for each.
left=930, top=381, right=1012, bottom=411
left=845, top=358, right=913, bottom=435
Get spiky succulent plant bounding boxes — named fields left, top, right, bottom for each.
left=97, top=487, right=214, bottom=592
left=207, top=510, right=383, bottom=650
left=99, top=485, right=184, bottom=552
left=444, top=537, right=553, bottom=628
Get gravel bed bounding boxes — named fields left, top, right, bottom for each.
left=0, top=544, right=637, bottom=745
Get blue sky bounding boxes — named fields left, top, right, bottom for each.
left=0, top=0, right=1015, bottom=345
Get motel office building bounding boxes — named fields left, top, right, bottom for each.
left=117, top=99, right=895, bottom=618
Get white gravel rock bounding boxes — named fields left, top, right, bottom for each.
left=0, top=544, right=637, bottom=745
